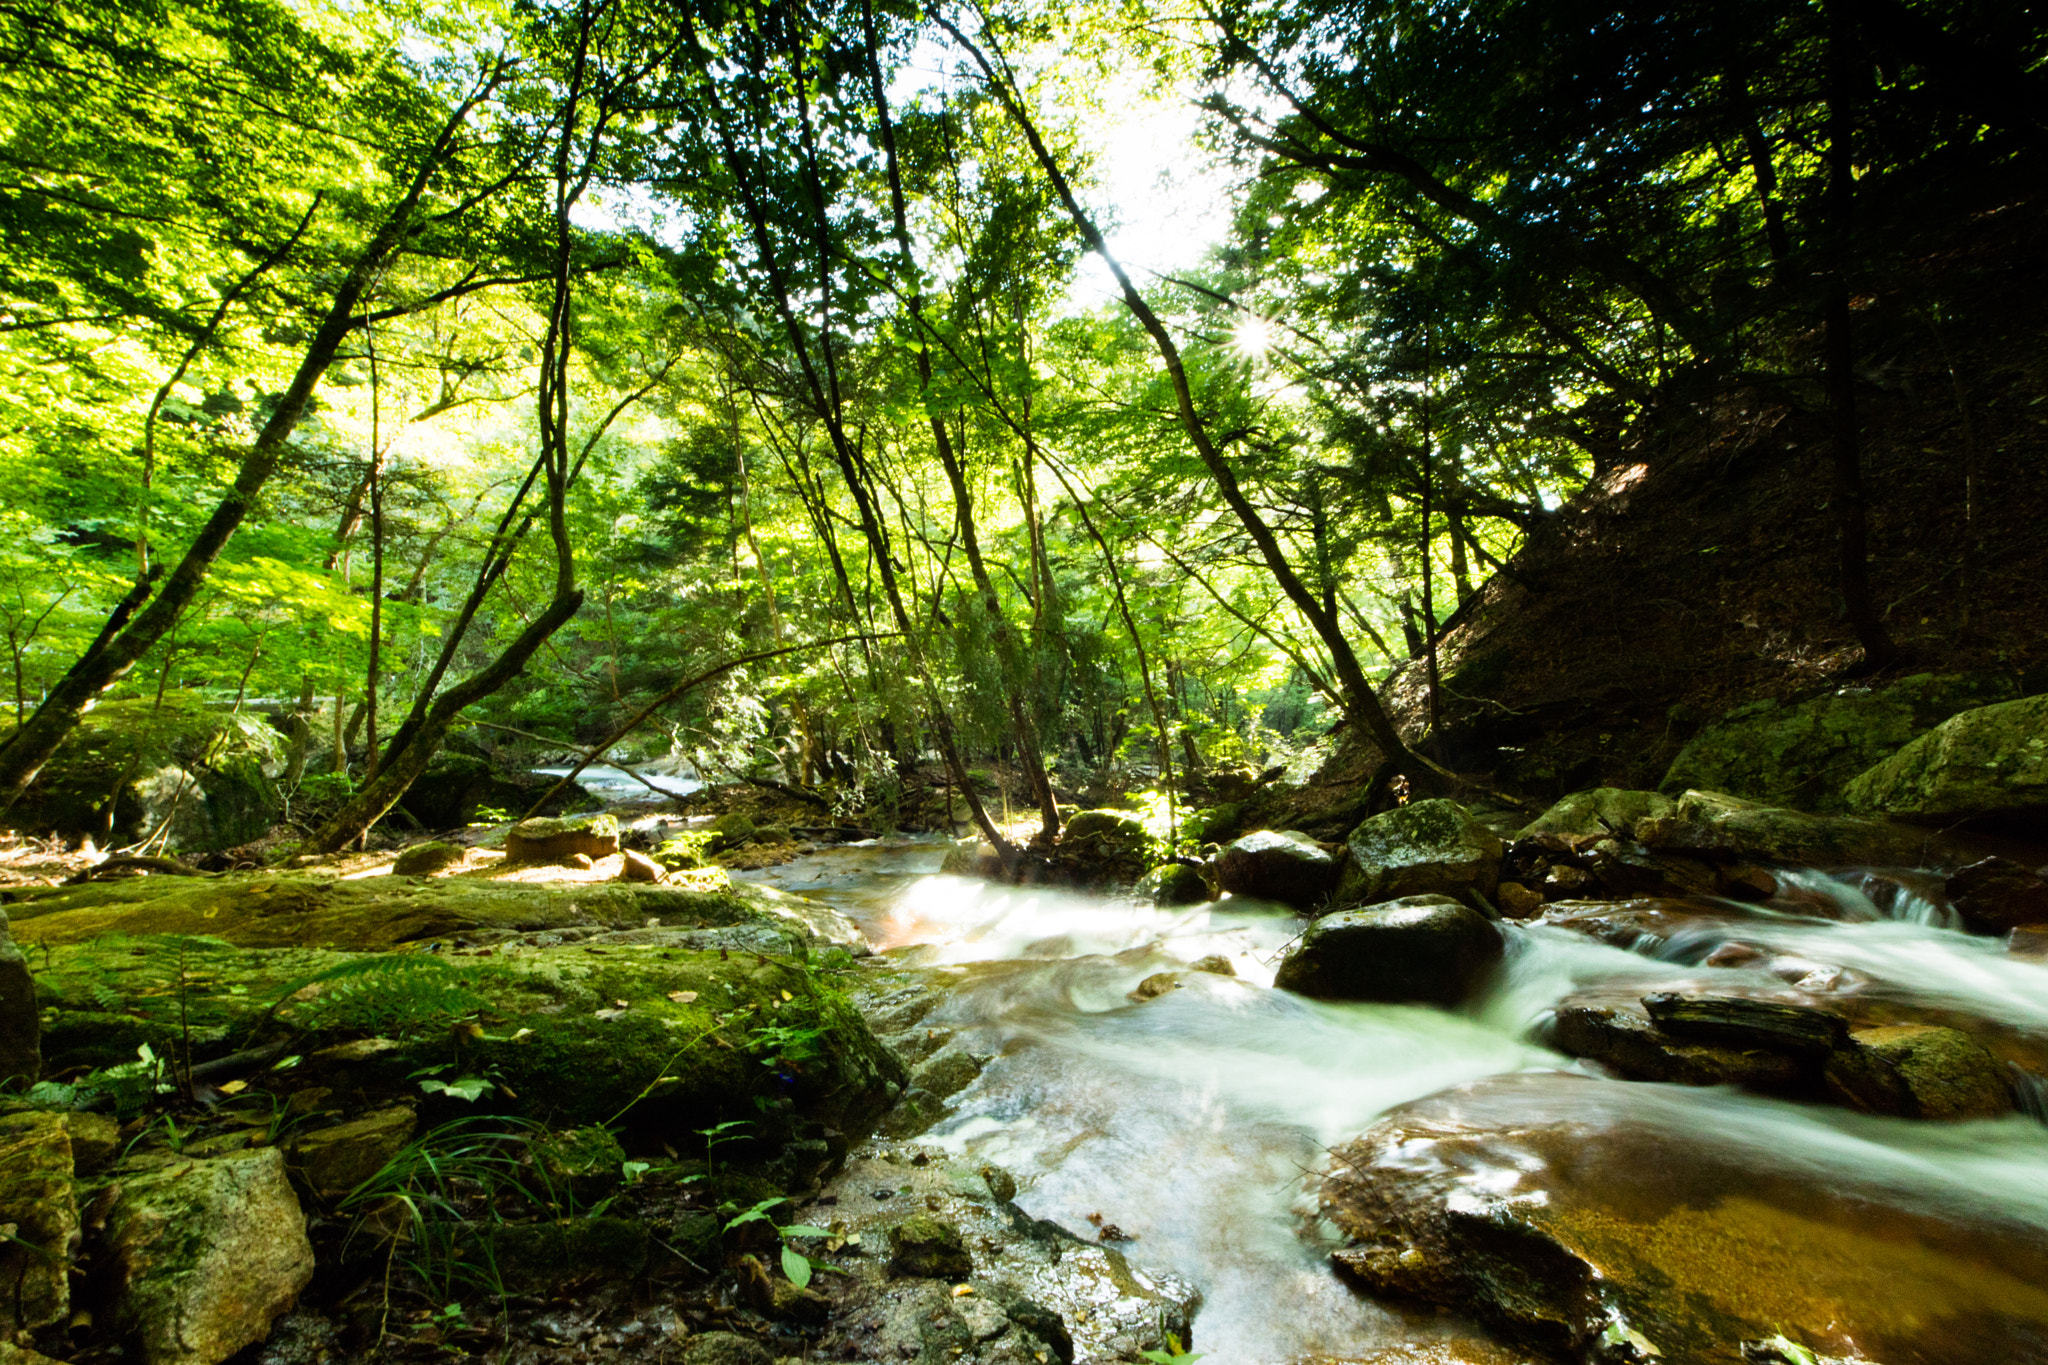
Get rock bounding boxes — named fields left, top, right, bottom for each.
left=1844, top=692, right=2048, bottom=825
left=886, top=1214, right=973, bottom=1279
left=1672, top=789, right=1952, bottom=866
left=1552, top=998, right=1808, bottom=1090
left=680, top=1330, right=773, bottom=1365
left=505, top=813, right=619, bottom=863
left=63, top=1111, right=121, bottom=1175
left=1320, top=1072, right=2048, bottom=1362
left=1214, top=830, right=1340, bottom=908
left=1188, top=954, right=1236, bottom=976
left=1336, top=800, right=1503, bottom=909
left=0, top=909, right=38, bottom=1087
left=1640, top=990, right=1848, bottom=1056
left=1518, top=788, right=1677, bottom=840
left=287, top=1106, right=416, bottom=1200
left=909, top=1047, right=986, bottom=1100
left=1134, top=862, right=1210, bottom=906
left=1944, top=856, right=2048, bottom=934
left=0, top=1112, right=79, bottom=1337
left=1495, top=882, right=1544, bottom=919
left=484, top=1216, right=648, bottom=1290
left=939, top=839, right=989, bottom=875
left=1205, top=765, right=1263, bottom=802
left=620, top=848, right=665, bottom=883
left=391, top=841, right=464, bottom=877
left=1823, top=1024, right=2012, bottom=1119
left=709, top=811, right=757, bottom=840
left=102, top=1147, right=314, bottom=1365
left=1130, top=972, right=1181, bottom=1000
left=1273, top=895, right=1501, bottom=1005
left=1660, top=674, right=2017, bottom=811
left=565, top=851, right=594, bottom=870
left=396, top=750, right=595, bottom=829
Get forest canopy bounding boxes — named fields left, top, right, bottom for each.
left=0, top=0, right=2037, bottom=854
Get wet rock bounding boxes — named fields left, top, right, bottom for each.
left=1845, top=692, right=2048, bottom=825
left=0, top=909, right=37, bottom=1087
left=506, top=812, right=619, bottom=863
left=102, top=1147, right=315, bottom=1365
left=1641, top=991, right=1848, bottom=1056
left=1822, top=1025, right=2012, bottom=1119
left=1552, top=998, right=1808, bottom=1090
left=619, top=848, right=665, bottom=883
left=1215, top=830, right=1340, bottom=908
left=0, top=1111, right=79, bottom=1338
left=681, top=1330, right=773, bottom=1365
left=1188, top=954, right=1236, bottom=976
left=1519, top=788, right=1676, bottom=840
left=887, top=1213, right=973, bottom=1279
left=1134, top=862, right=1210, bottom=906
left=708, top=812, right=757, bottom=852
left=286, top=1105, right=416, bottom=1200
left=911, top=1047, right=987, bottom=1100
left=1539, top=864, right=1594, bottom=899
left=1672, top=789, right=1952, bottom=867
left=1053, top=810, right=1153, bottom=886
left=1321, top=1072, right=2048, bottom=1363
left=1495, top=882, right=1544, bottom=919
left=1274, top=895, right=1501, bottom=1005
left=1660, top=674, right=2017, bottom=812
left=1720, top=863, right=1780, bottom=899
left=940, top=839, right=990, bottom=875
left=1945, top=856, right=2048, bottom=934
left=391, top=841, right=464, bottom=877
left=1130, top=971, right=1181, bottom=1000
left=1337, top=800, right=1504, bottom=909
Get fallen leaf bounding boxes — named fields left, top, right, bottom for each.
left=668, top=990, right=698, bottom=1004
left=216, top=1079, right=248, bottom=1095
left=595, top=1008, right=628, bottom=1021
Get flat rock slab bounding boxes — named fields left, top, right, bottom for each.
left=1321, top=1072, right=2048, bottom=1364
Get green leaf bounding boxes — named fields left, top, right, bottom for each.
left=780, top=1242, right=812, bottom=1289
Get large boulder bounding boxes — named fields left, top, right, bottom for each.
left=1660, top=673, right=2017, bottom=811
left=101, top=1147, right=314, bottom=1365
left=1669, top=789, right=1954, bottom=867
left=1213, top=830, right=1339, bottom=908
left=0, top=1112, right=79, bottom=1339
left=0, top=908, right=38, bottom=1087
left=1518, top=788, right=1676, bottom=840
left=1845, top=692, right=2048, bottom=826
left=1336, top=800, right=1503, bottom=909
left=1320, top=1073, right=2048, bottom=1363
left=1273, top=895, right=1501, bottom=1005
left=1133, top=862, right=1211, bottom=907
left=1051, top=810, right=1153, bottom=887
left=505, top=812, right=619, bottom=863
left=1945, top=856, right=2048, bottom=934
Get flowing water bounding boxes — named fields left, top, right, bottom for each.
left=745, top=843, right=2048, bottom=1362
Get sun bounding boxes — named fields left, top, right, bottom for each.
left=1232, top=314, right=1278, bottom=357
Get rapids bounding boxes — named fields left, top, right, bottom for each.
left=744, top=841, right=2048, bottom=1362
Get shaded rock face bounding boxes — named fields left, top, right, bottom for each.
left=286, top=1106, right=417, bottom=1201
left=1670, top=788, right=1952, bottom=866
left=1846, top=692, right=2048, bottom=825
left=1945, top=856, right=2048, bottom=933
left=506, top=812, right=620, bottom=863
left=396, top=751, right=595, bottom=830
left=0, top=1112, right=78, bottom=1338
left=102, top=1147, right=315, bottom=1365
left=0, top=909, right=38, bottom=1087
left=1660, top=673, right=2018, bottom=812
left=1320, top=1073, right=2048, bottom=1364
left=1273, top=896, right=1501, bottom=1005
left=1214, top=830, right=1339, bottom=908
left=1337, top=800, right=1503, bottom=909
left=1518, top=788, right=1676, bottom=840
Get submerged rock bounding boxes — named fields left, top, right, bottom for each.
left=102, top=1147, right=314, bottom=1365
left=1274, top=895, right=1501, bottom=1005
left=1336, top=800, right=1503, bottom=909
left=0, top=908, right=38, bottom=1087
left=506, top=812, right=620, bottom=863
left=1214, top=830, right=1339, bottom=908
left=1321, top=1072, right=2048, bottom=1363
left=0, top=1112, right=79, bottom=1338
left=1845, top=692, right=2048, bottom=825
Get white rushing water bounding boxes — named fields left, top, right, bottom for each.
left=532, top=763, right=704, bottom=802
left=760, top=845, right=2048, bottom=1362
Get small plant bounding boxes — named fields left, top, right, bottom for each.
left=1138, top=1336, right=1203, bottom=1364
left=696, top=1118, right=750, bottom=1197
left=723, top=1198, right=833, bottom=1289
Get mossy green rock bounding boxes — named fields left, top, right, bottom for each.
left=506, top=813, right=619, bottom=863
left=0, top=1111, right=77, bottom=1337
left=1337, top=800, right=1503, bottom=909
left=1215, top=830, right=1338, bottom=908
left=533, top=1124, right=627, bottom=1200
left=1134, top=862, right=1210, bottom=907
left=886, top=1213, right=972, bottom=1279
left=1518, top=789, right=1676, bottom=841
left=287, top=1106, right=416, bottom=1200
left=483, top=1216, right=648, bottom=1289
left=1660, top=673, right=2018, bottom=812
left=391, top=841, right=465, bottom=877
left=680, top=1332, right=772, bottom=1365
left=1672, top=789, right=1953, bottom=866
left=1844, top=692, right=2048, bottom=824
left=1823, top=1024, right=2012, bottom=1119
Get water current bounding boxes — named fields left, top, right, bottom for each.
left=743, top=841, right=2048, bottom=1362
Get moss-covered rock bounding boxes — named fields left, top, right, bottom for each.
left=1672, top=789, right=1956, bottom=866
left=1336, top=800, right=1503, bottom=909
left=286, top=1107, right=417, bottom=1201
left=1134, top=862, right=1210, bottom=907
left=1214, top=830, right=1338, bottom=908
left=506, top=813, right=619, bottom=863
left=1844, top=692, right=2048, bottom=825
left=886, top=1214, right=972, bottom=1279
left=1, top=908, right=38, bottom=1087
left=481, top=1216, right=649, bottom=1290
left=0, top=1111, right=78, bottom=1338
left=391, top=841, right=465, bottom=877
left=1517, top=788, right=1676, bottom=841
left=653, top=832, right=716, bottom=872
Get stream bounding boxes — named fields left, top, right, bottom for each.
left=743, top=841, right=2048, bottom=1362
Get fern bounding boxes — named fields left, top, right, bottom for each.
left=269, top=953, right=489, bottom=1038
